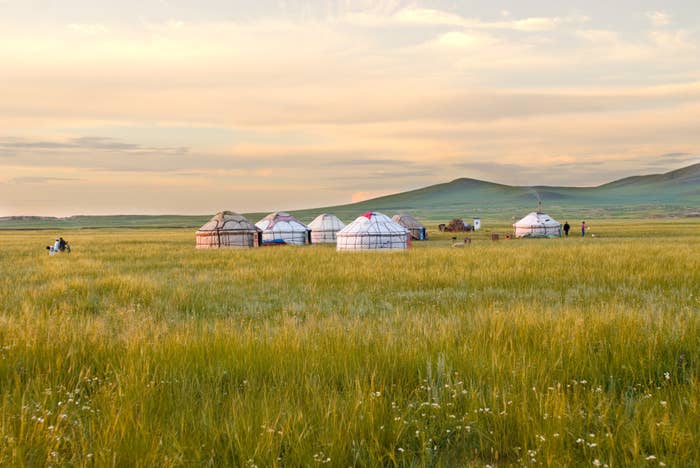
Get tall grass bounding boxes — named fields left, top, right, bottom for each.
left=0, top=221, right=699, bottom=466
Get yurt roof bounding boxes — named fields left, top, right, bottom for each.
left=197, top=211, right=260, bottom=232
left=339, top=211, right=409, bottom=235
left=308, top=213, right=345, bottom=231
left=392, top=214, right=425, bottom=229
left=513, top=212, right=561, bottom=228
left=256, top=212, right=309, bottom=232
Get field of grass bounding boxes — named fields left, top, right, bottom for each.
left=1, top=220, right=699, bottom=466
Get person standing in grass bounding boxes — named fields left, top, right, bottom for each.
left=581, top=221, right=586, bottom=237
left=563, top=221, right=570, bottom=236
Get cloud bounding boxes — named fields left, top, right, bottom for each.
left=646, top=11, right=672, bottom=27
left=8, top=176, right=81, bottom=184
left=647, top=152, right=698, bottom=166
left=349, top=7, right=583, bottom=32
left=331, top=169, right=435, bottom=180
left=327, top=158, right=407, bottom=166
left=0, top=136, right=186, bottom=153
left=659, top=152, right=691, bottom=158
left=576, top=29, right=619, bottom=43
left=67, top=23, right=109, bottom=35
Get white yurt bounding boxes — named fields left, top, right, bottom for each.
left=256, top=212, right=311, bottom=245
left=336, top=211, right=410, bottom=251
left=308, top=213, right=346, bottom=243
left=195, top=211, right=261, bottom=249
left=392, top=214, right=427, bottom=240
left=513, top=212, right=562, bottom=238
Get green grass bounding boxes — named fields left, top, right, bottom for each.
left=1, top=221, right=699, bottom=466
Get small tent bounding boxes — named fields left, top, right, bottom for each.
left=256, top=212, right=311, bottom=245
left=308, top=213, right=346, bottom=243
left=337, top=211, right=410, bottom=251
left=513, top=212, right=562, bottom=238
left=392, top=214, right=427, bottom=240
left=196, top=211, right=261, bottom=249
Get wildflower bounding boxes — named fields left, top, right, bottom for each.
left=660, top=401, right=667, bottom=407
left=664, top=372, right=670, bottom=380
left=646, top=455, right=656, bottom=460
left=593, top=460, right=601, bottom=467
left=397, top=447, right=404, bottom=453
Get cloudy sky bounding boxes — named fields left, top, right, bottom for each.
left=1, top=0, right=699, bottom=216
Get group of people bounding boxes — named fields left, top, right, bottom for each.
left=46, top=237, right=71, bottom=255
left=562, top=221, right=587, bottom=237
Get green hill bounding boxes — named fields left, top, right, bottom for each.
left=308, top=163, right=700, bottom=221
left=2, top=163, right=698, bottom=228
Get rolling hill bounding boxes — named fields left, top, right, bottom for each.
left=1, top=163, right=698, bottom=229
left=317, top=162, right=700, bottom=221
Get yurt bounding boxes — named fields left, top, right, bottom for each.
left=513, top=212, right=562, bottom=238
left=256, top=212, right=311, bottom=245
left=195, top=211, right=261, bottom=249
left=308, top=213, right=346, bottom=243
left=336, top=211, right=410, bottom=251
left=392, top=214, right=427, bottom=240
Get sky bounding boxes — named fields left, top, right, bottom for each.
left=1, top=0, right=699, bottom=216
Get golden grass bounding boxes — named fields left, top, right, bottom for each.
left=0, top=220, right=699, bottom=466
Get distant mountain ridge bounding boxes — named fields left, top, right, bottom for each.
left=2, top=163, right=699, bottom=228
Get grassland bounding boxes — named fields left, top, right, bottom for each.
left=1, top=220, right=699, bottom=466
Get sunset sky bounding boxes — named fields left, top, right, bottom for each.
left=1, top=0, right=699, bottom=216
